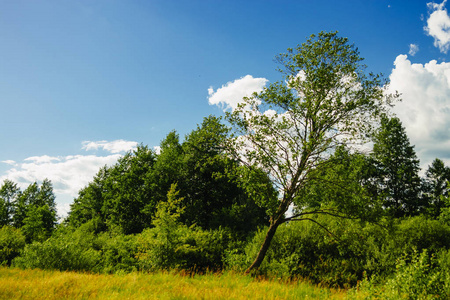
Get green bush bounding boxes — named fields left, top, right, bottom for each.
left=136, top=184, right=231, bottom=272
left=226, top=216, right=388, bottom=286
left=352, top=250, right=450, bottom=299
left=96, top=232, right=139, bottom=273
left=12, top=223, right=102, bottom=271
left=394, top=216, right=450, bottom=253
left=137, top=224, right=230, bottom=272
left=226, top=215, right=450, bottom=287
left=0, top=226, right=25, bottom=266
left=13, top=220, right=141, bottom=273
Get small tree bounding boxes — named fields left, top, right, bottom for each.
left=226, top=31, right=392, bottom=272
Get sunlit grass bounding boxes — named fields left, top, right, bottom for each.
left=0, top=267, right=350, bottom=299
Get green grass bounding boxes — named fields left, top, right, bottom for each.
left=0, top=267, right=349, bottom=299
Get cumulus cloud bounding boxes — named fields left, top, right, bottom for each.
left=409, top=44, right=419, bottom=56
left=82, top=139, right=138, bottom=153
left=1, top=154, right=121, bottom=196
left=208, top=75, right=268, bottom=111
left=0, top=140, right=138, bottom=218
left=387, top=54, right=450, bottom=168
left=425, top=0, right=450, bottom=53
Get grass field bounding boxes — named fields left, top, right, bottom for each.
left=0, top=267, right=351, bottom=299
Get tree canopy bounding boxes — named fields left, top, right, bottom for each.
left=68, top=116, right=270, bottom=235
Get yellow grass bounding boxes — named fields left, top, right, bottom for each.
left=0, top=267, right=350, bottom=299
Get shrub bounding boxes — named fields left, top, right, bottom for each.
left=13, top=224, right=101, bottom=271
left=96, top=232, right=139, bottom=273
left=137, top=223, right=230, bottom=272
left=0, top=226, right=25, bottom=266
left=226, top=215, right=450, bottom=287
left=136, top=184, right=230, bottom=271
left=352, top=250, right=450, bottom=299
left=394, top=216, right=450, bottom=254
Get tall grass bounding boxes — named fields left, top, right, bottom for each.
left=0, top=267, right=347, bottom=299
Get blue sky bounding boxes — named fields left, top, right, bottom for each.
left=1, top=0, right=450, bottom=216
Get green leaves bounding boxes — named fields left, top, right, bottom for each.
left=227, top=31, right=389, bottom=223
left=68, top=116, right=269, bottom=235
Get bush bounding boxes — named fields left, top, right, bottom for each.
left=0, top=226, right=25, bottom=266
left=394, top=216, right=450, bottom=253
left=352, top=250, right=450, bottom=299
left=96, top=232, right=139, bottom=273
left=136, top=184, right=231, bottom=272
left=226, top=216, right=389, bottom=286
left=225, top=215, right=450, bottom=287
left=13, top=220, right=140, bottom=273
left=137, top=223, right=230, bottom=272
left=13, top=223, right=102, bottom=271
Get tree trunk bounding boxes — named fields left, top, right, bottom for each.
left=245, top=220, right=281, bottom=274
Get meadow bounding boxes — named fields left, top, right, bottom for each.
left=0, top=267, right=349, bottom=300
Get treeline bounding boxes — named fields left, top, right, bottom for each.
left=2, top=115, right=450, bottom=283
left=2, top=32, right=450, bottom=297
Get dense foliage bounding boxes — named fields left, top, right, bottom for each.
left=67, top=116, right=269, bottom=235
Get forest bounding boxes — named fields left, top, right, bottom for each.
left=2, top=32, right=450, bottom=298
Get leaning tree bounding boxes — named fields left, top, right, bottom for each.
left=226, top=31, right=395, bottom=272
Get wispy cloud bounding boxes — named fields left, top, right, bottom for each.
left=387, top=54, right=450, bottom=168
left=1, top=160, right=17, bottom=166
left=409, top=44, right=419, bottom=56
left=208, top=75, right=268, bottom=111
left=81, top=140, right=138, bottom=153
left=425, top=0, right=450, bottom=53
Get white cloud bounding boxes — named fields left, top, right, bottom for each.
left=24, top=155, right=61, bottom=164
left=153, top=146, right=161, bottom=155
left=0, top=140, right=139, bottom=218
left=1, top=154, right=121, bottom=209
left=1, top=160, right=17, bottom=166
left=387, top=54, right=450, bottom=168
left=425, top=0, right=450, bottom=53
left=409, top=44, right=419, bottom=56
left=82, top=139, right=138, bottom=153
left=208, top=75, right=268, bottom=111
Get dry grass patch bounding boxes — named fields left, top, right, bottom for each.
left=0, top=267, right=349, bottom=299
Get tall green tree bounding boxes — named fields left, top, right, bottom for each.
left=69, top=145, right=157, bottom=234
left=423, top=158, right=450, bottom=218
left=0, top=180, right=20, bottom=226
left=226, top=31, right=391, bottom=272
left=104, top=145, right=157, bottom=234
left=21, top=204, right=57, bottom=243
left=371, top=117, right=421, bottom=217
left=178, top=116, right=269, bottom=232
left=68, top=166, right=110, bottom=230
left=6, top=179, right=58, bottom=242
left=12, top=182, right=39, bottom=228
left=148, top=131, right=184, bottom=212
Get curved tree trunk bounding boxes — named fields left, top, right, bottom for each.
left=245, top=220, right=281, bottom=274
